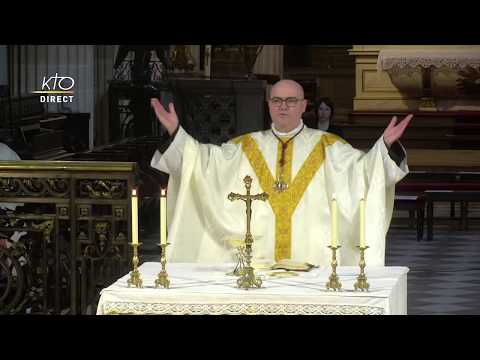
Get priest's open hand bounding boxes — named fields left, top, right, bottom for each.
left=151, top=98, right=179, bottom=136
left=383, top=114, right=413, bottom=148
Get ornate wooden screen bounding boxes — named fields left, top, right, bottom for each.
left=0, top=161, right=136, bottom=314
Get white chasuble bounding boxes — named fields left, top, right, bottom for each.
left=150, top=125, right=408, bottom=266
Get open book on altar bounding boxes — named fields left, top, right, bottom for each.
left=224, top=237, right=316, bottom=272
left=271, top=259, right=317, bottom=272
left=251, top=259, right=317, bottom=272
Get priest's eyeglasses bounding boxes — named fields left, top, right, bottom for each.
left=269, top=97, right=303, bottom=108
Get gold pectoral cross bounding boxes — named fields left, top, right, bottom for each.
left=274, top=179, right=288, bottom=192
left=273, top=137, right=293, bottom=193
left=228, top=175, right=269, bottom=289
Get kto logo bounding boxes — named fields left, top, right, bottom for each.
left=32, top=73, right=75, bottom=103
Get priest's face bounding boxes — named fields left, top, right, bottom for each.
left=268, top=80, right=307, bottom=133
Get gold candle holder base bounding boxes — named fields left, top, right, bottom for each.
left=326, top=245, right=342, bottom=291
left=155, top=270, right=170, bottom=289
left=237, top=265, right=262, bottom=290
left=155, top=243, right=170, bottom=288
left=354, top=246, right=370, bottom=292
left=127, top=242, right=143, bottom=288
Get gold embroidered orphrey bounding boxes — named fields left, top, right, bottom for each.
left=232, top=133, right=342, bottom=261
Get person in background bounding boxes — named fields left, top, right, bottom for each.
left=313, top=97, right=344, bottom=138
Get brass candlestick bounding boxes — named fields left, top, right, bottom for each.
left=155, top=243, right=171, bottom=289
left=228, top=176, right=268, bottom=290
left=325, top=245, right=342, bottom=291
left=354, top=246, right=370, bottom=291
left=127, top=242, right=143, bottom=288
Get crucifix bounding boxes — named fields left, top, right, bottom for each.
left=228, top=175, right=269, bottom=289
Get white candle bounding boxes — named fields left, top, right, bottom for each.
left=331, top=194, right=337, bottom=247
left=131, top=189, right=138, bottom=245
left=160, top=188, right=167, bottom=245
left=360, top=198, right=365, bottom=247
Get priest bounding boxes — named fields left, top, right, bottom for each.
left=150, top=79, right=412, bottom=266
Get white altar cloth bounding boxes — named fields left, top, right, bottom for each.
left=377, top=49, right=480, bottom=72
left=97, top=262, right=408, bottom=315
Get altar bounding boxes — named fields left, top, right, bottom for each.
left=96, top=262, right=409, bottom=315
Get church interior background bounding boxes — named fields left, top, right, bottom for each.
left=1, top=44, right=480, bottom=314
